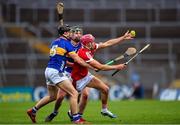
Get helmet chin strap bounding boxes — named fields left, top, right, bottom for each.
left=84, top=44, right=94, bottom=50
left=83, top=45, right=90, bottom=50
left=89, top=43, right=95, bottom=50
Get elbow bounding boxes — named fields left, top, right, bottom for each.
left=73, top=56, right=83, bottom=64
left=77, top=60, right=84, bottom=65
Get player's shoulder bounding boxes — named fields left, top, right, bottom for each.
left=51, top=38, right=61, bottom=45
left=51, top=38, right=58, bottom=44
left=54, top=38, right=72, bottom=46
left=54, top=37, right=70, bottom=43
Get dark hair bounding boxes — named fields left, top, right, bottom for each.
left=57, top=24, right=71, bottom=35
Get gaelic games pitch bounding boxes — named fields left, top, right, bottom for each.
left=0, top=100, right=180, bottom=124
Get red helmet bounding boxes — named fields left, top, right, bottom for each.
left=80, top=34, right=95, bottom=46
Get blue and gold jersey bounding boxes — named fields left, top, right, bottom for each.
left=47, top=38, right=76, bottom=72
left=65, top=42, right=82, bottom=73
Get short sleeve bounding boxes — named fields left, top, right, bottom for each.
left=95, top=43, right=99, bottom=50
left=65, top=40, right=76, bottom=54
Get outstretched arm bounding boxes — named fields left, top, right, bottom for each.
left=89, top=59, right=126, bottom=71
left=97, top=30, right=133, bottom=49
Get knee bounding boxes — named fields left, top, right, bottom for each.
left=49, top=95, right=56, bottom=101
left=70, top=89, right=78, bottom=98
left=58, top=91, right=66, bottom=99
left=81, top=92, right=89, bottom=101
left=102, top=86, right=109, bottom=95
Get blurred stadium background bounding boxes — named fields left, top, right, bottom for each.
left=0, top=0, right=180, bottom=102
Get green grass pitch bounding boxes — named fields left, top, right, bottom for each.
left=0, top=100, right=180, bottom=124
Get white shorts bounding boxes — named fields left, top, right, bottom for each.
left=64, top=71, right=72, bottom=81
left=76, top=72, right=94, bottom=92
left=45, top=68, right=69, bottom=86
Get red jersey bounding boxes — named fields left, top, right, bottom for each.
left=71, top=44, right=98, bottom=81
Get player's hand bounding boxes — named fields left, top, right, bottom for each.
left=117, top=64, right=127, bottom=70
left=122, top=30, right=134, bottom=40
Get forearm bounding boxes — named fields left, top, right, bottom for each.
left=99, top=36, right=125, bottom=49
left=98, top=30, right=132, bottom=49
left=90, top=60, right=119, bottom=71
left=99, top=64, right=118, bottom=71
left=105, top=36, right=124, bottom=47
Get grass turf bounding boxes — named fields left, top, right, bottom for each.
left=0, top=100, right=180, bottom=124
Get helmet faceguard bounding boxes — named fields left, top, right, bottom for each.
left=70, top=26, right=83, bottom=34
left=70, top=26, right=83, bottom=42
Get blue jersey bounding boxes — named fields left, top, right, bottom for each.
left=65, top=42, right=82, bottom=73
left=47, top=38, right=76, bottom=72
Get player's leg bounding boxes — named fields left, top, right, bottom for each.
left=86, top=77, right=117, bottom=118
left=67, top=87, right=90, bottom=121
left=87, top=77, right=109, bottom=108
left=36, top=85, right=58, bottom=109
left=68, top=87, right=90, bottom=121
left=45, top=89, right=67, bottom=122
left=27, top=85, right=58, bottom=123
left=55, top=89, right=67, bottom=112
left=78, top=87, right=90, bottom=116
left=56, top=79, right=85, bottom=123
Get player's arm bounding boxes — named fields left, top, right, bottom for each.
left=97, top=30, right=133, bottom=49
left=68, top=52, right=95, bottom=70
left=89, top=59, right=126, bottom=71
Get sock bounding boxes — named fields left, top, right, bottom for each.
left=68, top=110, right=72, bottom=115
left=32, top=107, right=38, bottom=114
left=78, top=112, right=83, bottom=117
left=53, top=111, right=58, bottom=115
left=68, top=110, right=73, bottom=120
left=72, top=114, right=81, bottom=121
left=101, top=108, right=108, bottom=112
